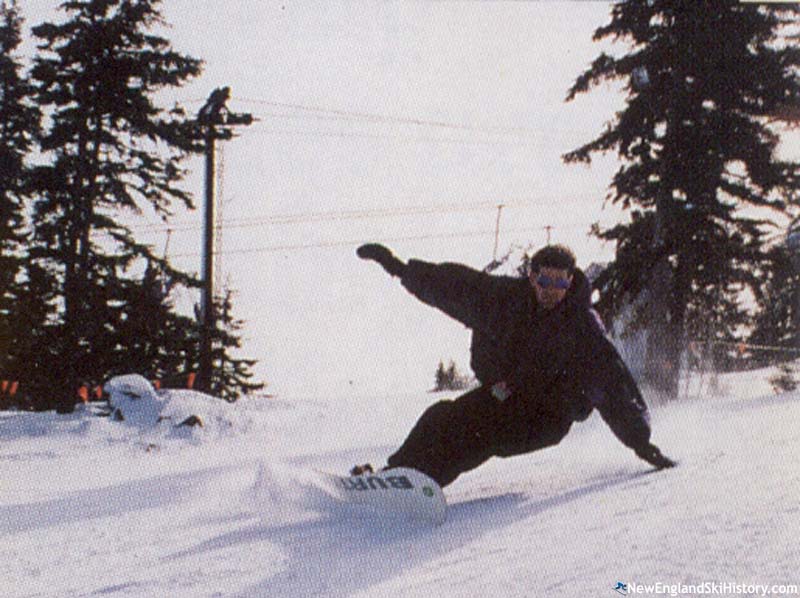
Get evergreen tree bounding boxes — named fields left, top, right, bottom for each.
left=565, top=1, right=800, bottom=397
left=749, top=243, right=800, bottom=367
left=29, top=0, right=203, bottom=412
left=446, top=362, right=458, bottom=388
left=434, top=360, right=447, bottom=391
left=207, top=289, right=264, bottom=402
left=107, top=262, right=199, bottom=386
left=10, top=261, right=61, bottom=410
left=432, top=359, right=471, bottom=391
left=0, top=0, right=47, bottom=401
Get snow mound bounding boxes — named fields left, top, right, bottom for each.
left=105, top=374, right=165, bottom=426
left=104, top=374, right=246, bottom=441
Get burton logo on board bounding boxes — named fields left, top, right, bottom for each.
left=340, top=475, right=414, bottom=491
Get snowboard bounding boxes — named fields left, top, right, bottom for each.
left=315, top=467, right=447, bottom=526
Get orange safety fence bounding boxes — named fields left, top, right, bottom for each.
left=1, top=380, right=19, bottom=397
left=77, top=386, right=89, bottom=403
left=0, top=372, right=203, bottom=404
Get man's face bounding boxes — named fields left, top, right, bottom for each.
left=530, top=266, right=572, bottom=310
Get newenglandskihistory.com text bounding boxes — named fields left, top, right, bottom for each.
left=617, top=581, right=799, bottom=597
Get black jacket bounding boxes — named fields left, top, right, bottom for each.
left=400, top=259, right=651, bottom=454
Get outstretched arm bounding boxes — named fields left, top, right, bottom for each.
left=584, top=321, right=676, bottom=470
left=356, top=243, right=513, bottom=331
left=400, top=258, right=515, bottom=331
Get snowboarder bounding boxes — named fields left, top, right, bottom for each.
left=353, top=243, right=676, bottom=487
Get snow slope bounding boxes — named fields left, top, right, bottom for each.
left=1, top=375, right=798, bottom=598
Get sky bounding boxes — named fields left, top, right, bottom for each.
left=15, top=1, right=799, bottom=397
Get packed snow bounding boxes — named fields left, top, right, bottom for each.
left=1, top=371, right=799, bottom=598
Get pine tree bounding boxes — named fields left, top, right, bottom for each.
left=0, top=0, right=29, bottom=279
left=0, top=0, right=46, bottom=402
left=29, top=0, right=203, bottom=412
left=446, top=362, right=458, bottom=389
left=565, top=1, right=800, bottom=397
left=207, top=289, right=264, bottom=402
left=749, top=244, right=800, bottom=368
left=10, top=261, right=61, bottom=410
left=432, top=359, right=471, bottom=391
left=434, top=360, right=447, bottom=391
left=99, top=260, right=196, bottom=383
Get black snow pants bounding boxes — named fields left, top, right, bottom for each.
left=385, top=385, right=573, bottom=487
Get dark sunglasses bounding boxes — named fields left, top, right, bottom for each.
left=535, top=274, right=570, bottom=290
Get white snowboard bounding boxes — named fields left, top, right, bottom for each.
left=315, top=467, right=447, bottom=526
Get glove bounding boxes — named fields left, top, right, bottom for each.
left=635, top=443, right=677, bottom=470
left=356, top=243, right=406, bottom=278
